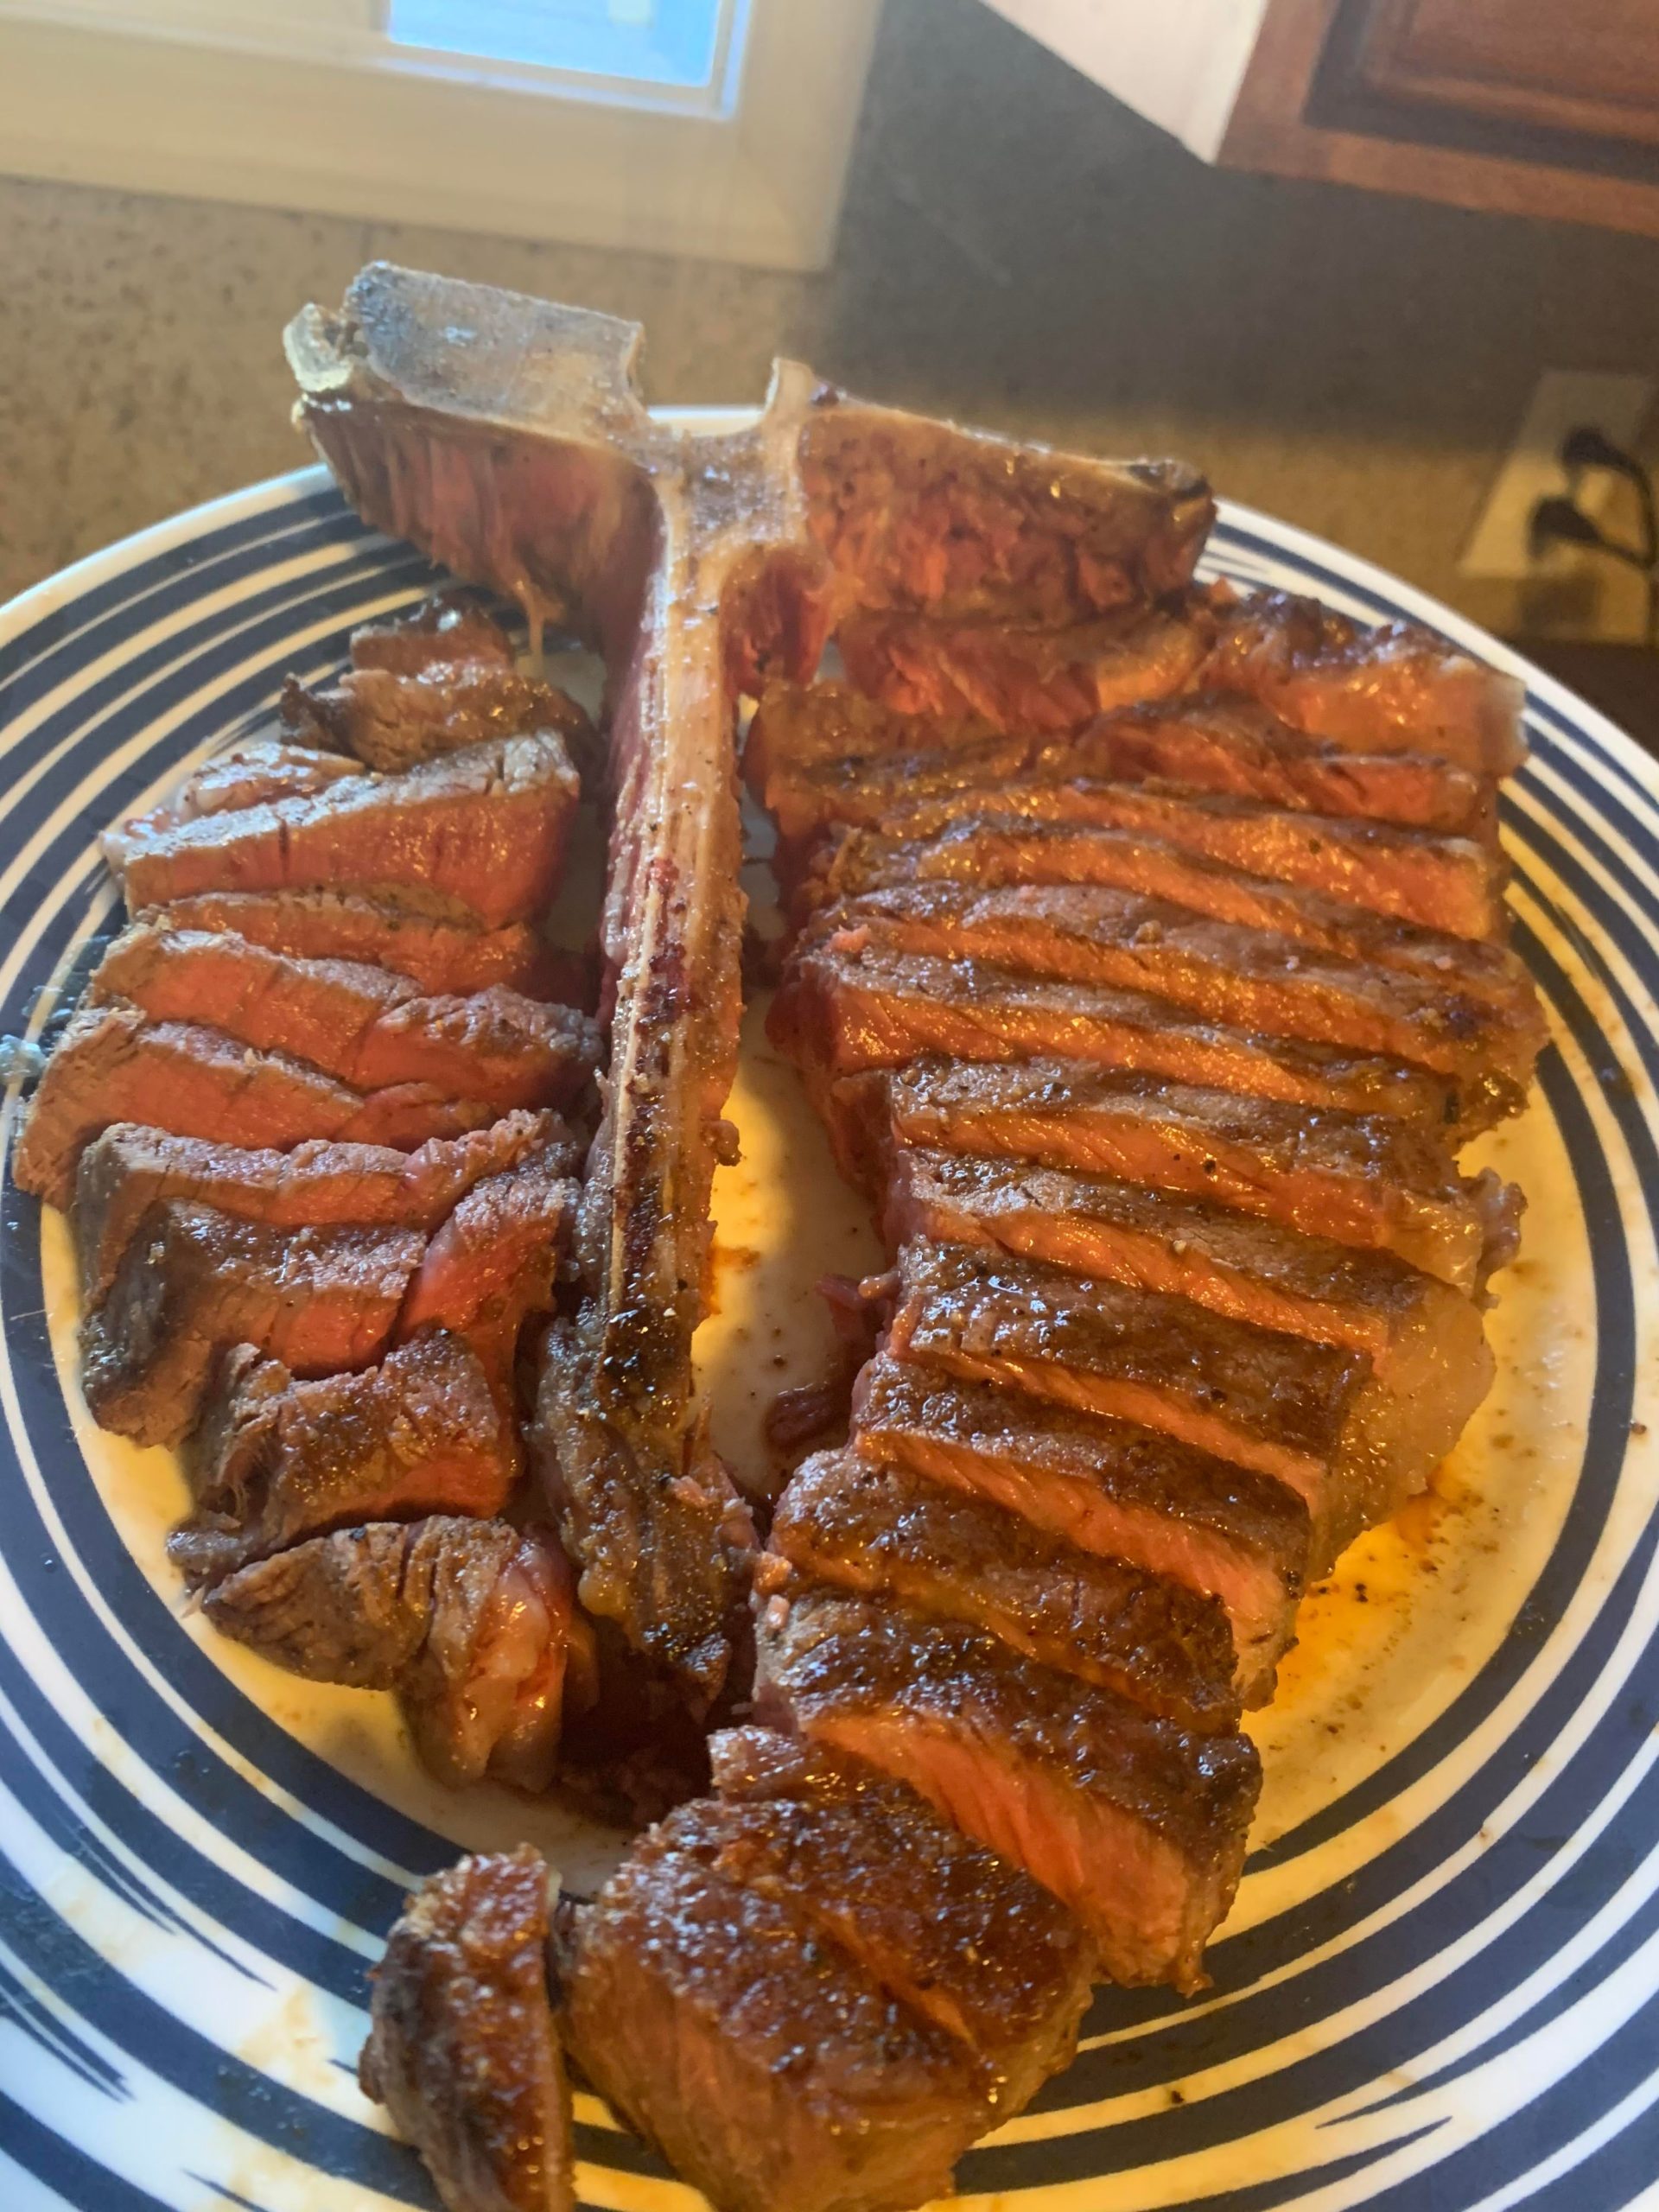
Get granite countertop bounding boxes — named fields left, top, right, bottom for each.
left=5, top=0, right=1659, bottom=637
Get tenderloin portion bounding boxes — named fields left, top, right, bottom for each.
left=13, top=1002, right=499, bottom=1210
left=120, top=731, right=579, bottom=930
left=885, top=1058, right=1510, bottom=1290
left=88, top=924, right=599, bottom=1113
left=889, top=1238, right=1425, bottom=1573
left=158, top=890, right=569, bottom=999
left=886, top=1148, right=1497, bottom=1402
left=79, top=1204, right=425, bottom=1446
left=770, top=1451, right=1241, bottom=1732
left=559, top=1820, right=989, bottom=2212
left=852, top=1354, right=1306, bottom=1700
left=347, top=592, right=518, bottom=675
left=361, top=1847, right=574, bottom=2212
left=171, top=1330, right=518, bottom=1588
left=398, top=1152, right=576, bottom=1388
left=754, top=1583, right=1261, bottom=1993
left=73, top=1112, right=570, bottom=1306
left=104, top=740, right=363, bottom=866
left=206, top=1519, right=582, bottom=1791
left=286, top=657, right=592, bottom=774
left=707, top=1726, right=1095, bottom=2114
left=772, top=942, right=1455, bottom=1128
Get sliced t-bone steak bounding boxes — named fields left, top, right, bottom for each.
left=793, top=817, right=1535, bottom=1020
left=119, top=731, right=579, bottom=930
left=285, top=657, right=593, bottom=773
left=361, top=1846, right=574, bottom=2212
left=172, top=1329, right=518, bottom=1589
left=557, top=1813, right=991, bottom=2212
left=800, top=403, right=1212, bottom=622
left=771, top=940, right=1456, bottom=1128
left=887, top=1238, right=1418, bottom=1573
left=851, top=1354, right=1305, bottom=1701
left=348, top=592, right=517, bottom=674
left=886, top=1147, right=1497, bottom=1409
left=12, top=1001, right=500, bottom=1211
left=885, top=1058, right=1512, bottom=1290
left=1198, top=586, right=1527, bottom=775
left=79, top=1204, right=425, bottom=1446
left=398, top=1151, right=576, bottom=1387
left=807, top=880, right=1538, bottom=1096
left=837, top=603, right=1210, bottom=730
left=744, top=680, right=1007, bottom=795
left=158, top=889, right=569, bottom=999
left=768, top=1450, right=1241, bottom=1732
left=707, top=1725, right=1095, bottom=2117
left=104, top=740, right=362, bottom=868
left=753, top=1581, right=1261, bottom=1993
left=89, top=923, right=600, bottom=1111
left=206, top=1518, right=586, bottom=1791
left=73, top=1109, right=569, bottom=1306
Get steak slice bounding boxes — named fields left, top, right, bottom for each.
left=159, top=890, right=568, bottom=999
left=800, top=404, right=1212, bottom=623
left=172, top=1329, right=518, bottom=1588
left=348, top=592, right=518, bottom=675
left=79, top=1204, right=425, bottom=1446
left=90, top=924, right=599, bottom=1112
left=837, top=604, right=1210, bottom=730
left=886, top=1058, right=1510, bottom=1290
left=744, top=680, right=1007, bottom=795
left=793, top=817, right=1535, bottom=1020
left=886, top=1147, right=1497, bottom=1402
left=1199, top=586, right=1527, bottom=775
left=104, top=740, right=362, bottom=868
left=12, top=1001, right=499, bottom=1211
left=361, top=1846, right=574, bottom=2212
left=769, top=1450, right=1241, bottom=1731
left=559, top=1817, right=989, bottom=2212
left=851, top=1355, right=1304, bottom=1700
left=753, top=1583, right=1261, bottom=1992
left=707, top=1725, right=1095, bottom=2114
left=398, top=1152, right=577, bottom=1387
left=771, top=941, right=1456, bottom=1128
left=74, top=1109, right=569, bottom=1306
left=808, top=881, right=1538, bottom=1094
left=286, top=658, right=593, bottom=773
left=206, top=1519, right=584, bottom=1791
left=888, top=1238, right=1416, bottom=1573
left=120, top=731, right=580, bottom=930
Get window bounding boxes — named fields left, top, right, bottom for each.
left=0, top=0, right=880, bottom=270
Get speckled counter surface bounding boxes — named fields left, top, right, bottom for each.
left=5, top=0, right=1659, bottom=631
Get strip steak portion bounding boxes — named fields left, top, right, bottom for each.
left=769, top=1450, right=1241, bottom=1732
left=157, top=890, right=569, bottom=999
left=361, top=1847, right=574, bottom=2212
left=753, top=1581, right=1261, bottom=1993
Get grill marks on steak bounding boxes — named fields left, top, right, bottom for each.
left=888, top=1239, right=1414, bottom=1574
left=770, top=1451, right=1241, bottom=1732
left=158, top=890, right=569, bottom=999
left=89, top=924, right=600, bottom=1113
left=772, top=940, right=1456, bottom=1128
left=361, top=1847, right=574, bottom=2212
left=119, top=731, right=579, bottom=929
left=707, top=1726, right=1095, bottom=2111
left=807, top=880, right=1537, bottom=1093
left=887, top=1058, right=1507, bottom=1290
left=851, top=1354, right=1306, bottom=1700
left=14, top=1002, right=501, bottom=1210
left=172, top=1330, right=518, bottom=1588
left=559, top=1816, right=991, bottom=2212
left=206, top=1518, right=583, bottom=1791
left=80, top=1205, right=426, bottom=1446
left=753, top=1583, right=1260, bottom=1993
left=73, top=1111, right=568, bottom=1306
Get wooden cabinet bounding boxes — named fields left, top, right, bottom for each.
left=982, top=0, right=1659, bottom=236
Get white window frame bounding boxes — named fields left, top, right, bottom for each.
left=0, top=0, right=883, bottom=270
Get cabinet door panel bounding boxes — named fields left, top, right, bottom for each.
left=1357, top=0, right=1659, bottom=146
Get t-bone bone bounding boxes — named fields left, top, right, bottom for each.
left=285, top=263, right=1212, bottom=1707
